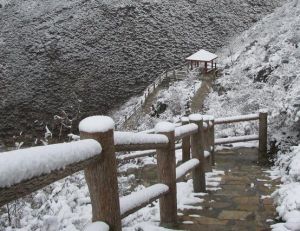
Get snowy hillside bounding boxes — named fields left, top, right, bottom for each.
left=0, top=0, right=283, bottom=144
left=205, top=0, right=300, bottom=148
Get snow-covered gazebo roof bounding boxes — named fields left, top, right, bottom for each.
left=186, top=49, right=217, bottom=62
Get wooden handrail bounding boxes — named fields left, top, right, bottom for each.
left=0, top=140, right=102, bottom=208
left=114, top=132, right=169, bottom=152
left=174, top=123, right=198, bottom=140
left=215, top=135, right=259, bottom=145
left=0, top=112, right=268, bottom=230
left=120, top=183, right=169, bottom=219
left=214, top=114, right=259, bottom=124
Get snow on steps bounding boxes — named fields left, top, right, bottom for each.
left=120, top=183, right=169, bottom=218
left=0, top=139, right=102, bottom=188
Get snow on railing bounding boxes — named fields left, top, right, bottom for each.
left=0, top=139, right=101, bottom=188
left=175, top=123, right=198, bottom=140
left=0, top=139, right=102, bottom=207
left=0, top=111, right=268, bottom=230
left=214, top=113, right=259, bottom=124
left=176, top=159, right=200, bottom=180
left=114, top=131, right=169, bottom=151
left=120, top=183, right=169, bottom=218
left=215, top=135, right=259, bottom=145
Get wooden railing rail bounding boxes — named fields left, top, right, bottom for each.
left=0, top=139, right=102, bottom=208
left=0, top=112, right=268, bottom=230
left=213, top=111, right=268, bottom=162
left=214, top=113, right=259, bottom=124
left=114, top=131, right=169, bottom=152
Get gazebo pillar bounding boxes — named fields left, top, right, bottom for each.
left=204, top=62, right=208, bottom=73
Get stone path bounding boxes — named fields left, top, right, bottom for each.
left=176, top=147, right=280, bottom=231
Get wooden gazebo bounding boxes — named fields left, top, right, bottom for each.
left=186, top=49, right=218, bottom=73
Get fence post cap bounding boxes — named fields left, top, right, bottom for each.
left=79, top=116, right=115, bottom=133
left=189, top=114, right=203, bottom=121
left=155, top=121, right=175, bottom=133
left=259, top=109, right=268, bottom=114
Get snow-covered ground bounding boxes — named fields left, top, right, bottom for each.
left=270, top=145, right=300, bottom=231
left=111, top=70, right=201, bottom=131
left=1, top=0, right=299, bottom=229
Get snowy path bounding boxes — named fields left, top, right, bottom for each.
left=176, top=147, right=279, bottom=231
left=120, top=147, right=280, bottom=230
left=190, top=71, right=216, bottom=113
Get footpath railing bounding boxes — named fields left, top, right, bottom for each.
left=116, top=63, right=188, bottom=128
left=0, top=112, right=267, bottom=230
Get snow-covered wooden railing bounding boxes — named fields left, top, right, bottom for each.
left=0, top=139, right=102, bottom=208
left=214, top=113, right=260, bottom=124
left=0, top=112, right=268, bottom=230
left=214, top=111, right=268, bottom=163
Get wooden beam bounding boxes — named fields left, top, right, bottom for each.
left=0, top=155, right=103, bottom=208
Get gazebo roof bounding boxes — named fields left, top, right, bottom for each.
left=186, top=49, right=218, bottom=62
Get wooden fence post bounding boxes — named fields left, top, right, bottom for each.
left=203, top=117, right=212, bottom=172
left=156, top=122, right=177, bottom=226
left=258, top=111, right=268, bottom=164
left=189, top=114, right=206, bottom=192
left=210, top=118, right=215, bottom=166
left=181, top=117, right=190, bottom=163
left=79, top=116, right=121, bottom=231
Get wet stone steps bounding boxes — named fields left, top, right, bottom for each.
left=176, top=147, right=280, bottom=231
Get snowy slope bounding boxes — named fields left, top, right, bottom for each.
left=205, top=0, right=300, bottom=148
left=271, top=145, right=300, bottom=231
left=0, top=0, right=283, bottom=144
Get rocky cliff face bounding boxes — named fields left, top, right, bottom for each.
left=0, top=0, right=283, bottom=144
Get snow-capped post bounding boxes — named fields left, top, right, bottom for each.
left=181, top=117, right=191, bottom=163
left=258, top=111, right=268, bottom=163
left=155, top=122, right=177, bottom=226
left=79, top=116, right=121, bottom=231
left=189, top=114, right=206, bottom=192
left=203, top=116, right=212, bottom=172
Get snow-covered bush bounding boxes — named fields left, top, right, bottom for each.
left=271, top=145, right=300, bottom=231
left=205, top=0, right=300, bottom=147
